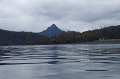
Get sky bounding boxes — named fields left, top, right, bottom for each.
left=0, top=0, right=120, bottom=32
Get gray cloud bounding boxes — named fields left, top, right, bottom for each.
left=0, top=0, right=120, bottom=32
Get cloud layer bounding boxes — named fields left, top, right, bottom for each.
left=0, top=0, right=120, bottom=32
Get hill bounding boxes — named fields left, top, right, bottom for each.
left=52, top=25, right=120, bottom=44
left=0, top=25, right=120, bottom=45
left=0, top=29, right=50, bottom=45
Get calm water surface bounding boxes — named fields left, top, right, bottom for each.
left=0, top=44, right=120, bottom=79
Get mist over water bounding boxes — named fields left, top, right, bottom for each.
left=0, top=44, right=120, bottom=79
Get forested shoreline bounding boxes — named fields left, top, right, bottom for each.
left=0, top=25, right=120, bottom=45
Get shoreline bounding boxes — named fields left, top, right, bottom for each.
left=0, top=39, right=120, bottom=46
left=79, top=39, right=120, bottom=44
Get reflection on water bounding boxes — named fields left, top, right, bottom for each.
left=0, top=44, right=120, bottom=79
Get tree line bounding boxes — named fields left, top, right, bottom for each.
left=51, top=25, right=120, bottom=44
left=0, top=25, right=120, bottom=45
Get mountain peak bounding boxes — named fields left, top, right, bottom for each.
left=47, top=24, right=59, bottom=30
left=51, top=24, right=57, bottom=27
left=39, top=24, right=63, bottom=37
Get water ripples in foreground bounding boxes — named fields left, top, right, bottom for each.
left=0, top=44, right=120, bottom=79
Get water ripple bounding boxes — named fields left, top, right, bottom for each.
left=0, top=44, right=120, bottom=79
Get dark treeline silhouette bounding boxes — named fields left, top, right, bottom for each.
left=0, top=25, right=120, bottom=45
left=52, top=25, right=120, bottom=44
left=0, top=29, right=50, bottom=45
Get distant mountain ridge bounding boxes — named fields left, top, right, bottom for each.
left=0, top=24, right=120, bottom=45
left=39, top=24, right=63, bottom=37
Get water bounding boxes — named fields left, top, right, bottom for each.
left=0, top=44, right=120, bottom=79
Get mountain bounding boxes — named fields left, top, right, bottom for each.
left=0, top=25, right=120, bottom=45
left=39, top=24, right=63, bottom=37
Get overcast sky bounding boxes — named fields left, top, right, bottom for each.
left=0, top=0, right=120, bottom=32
